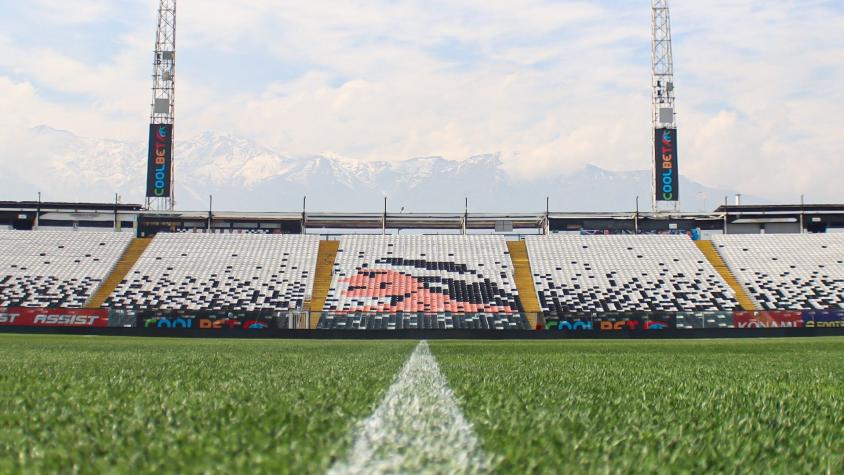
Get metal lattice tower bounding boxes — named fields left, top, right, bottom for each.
left=651, top=0, right=678, bottom=211
left=147, top=0, right=177, bottom=211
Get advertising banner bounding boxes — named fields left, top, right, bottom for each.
left=543, top=318, right=596, bottom=332
left=0, top=308, right=109, bottom=327
left=803, top=310, right=844, bottom=328
left=655, top=128, right=679, bottom=202
left=543, top=314, right=673, bottom=331
left=146, top=124, right=173, bottom=198
left=733, top=311, right=804, bottom=329
left=137, top=312, right=276, bottom=330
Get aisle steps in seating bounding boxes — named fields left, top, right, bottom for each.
left=695, top=240, right=759, bottom=311
left=87, top=238, right=153, bottom=308
left=506, top=240, right=541, bottom=328
left=308, top=240, right=340, bottom=328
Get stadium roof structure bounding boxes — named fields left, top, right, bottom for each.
left=3, top=201, right=844, bottom=234
left=0, top=201, right=143, bottom=212
left=714, top=204, right=844, bottom=214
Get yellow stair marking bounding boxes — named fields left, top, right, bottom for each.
left=507, top=240, right=541, bottom=329
left=695, top=240, right=759, bottom=311
left=308, top=240, right=340, bottom=328
left=87, top=237, right=153, bottom=308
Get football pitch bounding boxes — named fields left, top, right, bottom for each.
left=0, top=335, right=842, bottom=474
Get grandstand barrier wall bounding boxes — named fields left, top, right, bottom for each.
left=3, top=308, right=844, bottom=334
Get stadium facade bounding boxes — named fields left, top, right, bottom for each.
left=2, top=200, right=843, bottom=236
left=1, top=200, right=844, bottom=335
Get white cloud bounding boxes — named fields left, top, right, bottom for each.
left=29, top=0, right=112, bottom=25
left=0, top=0, right=843, bottom=204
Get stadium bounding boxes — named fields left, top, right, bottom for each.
left=1, top=1, right=843, bottom=474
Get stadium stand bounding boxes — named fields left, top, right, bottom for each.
left=87, top=238, right=153, bottom=308
left=712, top=234, right=844, bottom=310
left=104, top=233, right=320, bottom=311
left=695, top=240, right=759, bottom=310
left=317, top=313, right=530, bottom=330
left=0, top=230, right=132, bottom=307
left=525, top=235, right=739, bottom=313
left=322, top=235, right=524, bottom=313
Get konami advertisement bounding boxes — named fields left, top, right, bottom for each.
left=655, top=128, right=679, bottom=202
left=733, top=311, right=804, bottom=329
left=0, top=308, right=109, bottom=327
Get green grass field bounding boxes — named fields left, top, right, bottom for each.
left=1, top=335, right=842, bottom=474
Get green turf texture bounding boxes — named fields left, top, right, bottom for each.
left=431, top=338, right=844, bottom=474
left=0, top=335, right=415, bottom=474
left=1, top=336, right=843, bottom=474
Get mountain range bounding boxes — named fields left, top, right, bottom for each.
left=1, top=126, right=766, bottom=212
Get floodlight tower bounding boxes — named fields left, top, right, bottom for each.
left=651, top=0, right=679, bottom=212
left=146, top=0, right=177, bottom=211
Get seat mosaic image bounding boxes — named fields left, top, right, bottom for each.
left=526, top=235, right=739, bottom=314
left=713, top=234, right=844, bottom=310
left=105, top=233, right=319, bottom=311
left=0, top=230, right=133, bottom=308
left=322, top=235, right=524, bottom=314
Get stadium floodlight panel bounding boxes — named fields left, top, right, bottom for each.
left=154, top=98, right=170, bottom=114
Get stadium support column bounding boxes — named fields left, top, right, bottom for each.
left=145, top=0, right=177, bottom=211
left=651, top=0, right=679, bottom=212
left=463, top=198, right=468, bottom=236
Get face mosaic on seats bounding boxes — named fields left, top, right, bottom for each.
left=324, top=235, right=523, bottom=314
left=1, top=230, right=843, bottom=315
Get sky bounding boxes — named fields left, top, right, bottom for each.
left=0, top=0, right=843, bottom=203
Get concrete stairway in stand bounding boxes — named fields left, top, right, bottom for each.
left=307, top=240, right=340, bottom=328
left=695, top=240, right=759, bottom=311
left=507, top=240, right=542, bottom=328
left=87, top=237, right=153, bottom=308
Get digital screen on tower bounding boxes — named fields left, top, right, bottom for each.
left=654, top=128, right=679, bottom=202
left=146, top=124, right=173, bottom=198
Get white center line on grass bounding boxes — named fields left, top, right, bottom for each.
left=328, top=340, right=493, bottom=475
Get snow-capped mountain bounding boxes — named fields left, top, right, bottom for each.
left=1, top=127, right=765, bottom=212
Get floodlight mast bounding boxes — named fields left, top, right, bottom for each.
left=651, top=0, right=678, bottom=212
left=147, top=0, right=177, bottom=211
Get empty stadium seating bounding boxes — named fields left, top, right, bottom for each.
left=525, top=235, right=739, bottom=314
left=318, top=313, right=529, bottom=330
left=105, top=233, right=320, bottom=311
left=323, top=235, right=523, bottom=313
left=0, top=230, right=132, bottom=307
left=712, top=234, right=844, bottom=310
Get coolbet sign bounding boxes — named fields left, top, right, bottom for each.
left=140, top=315, right=272, bottom=330
left=0, top=308, right=109, bottom=327
left=146, top=124, right=173, bottom=197
left=655, top=128, right=679, bottom=202
left=543, top=316, right=670, bottom=331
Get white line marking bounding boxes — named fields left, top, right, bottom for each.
left=329, top=340, right=493, bottom=475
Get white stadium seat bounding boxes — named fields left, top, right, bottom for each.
left=525, top=235, right=739, bottom=314
left=323, top=235, right=523, bottom=313
left=712, top=234, right=844, bottom=310
left=0, top=230, right=132, bottom=308
left=105, top=233, right=319, bottom=311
